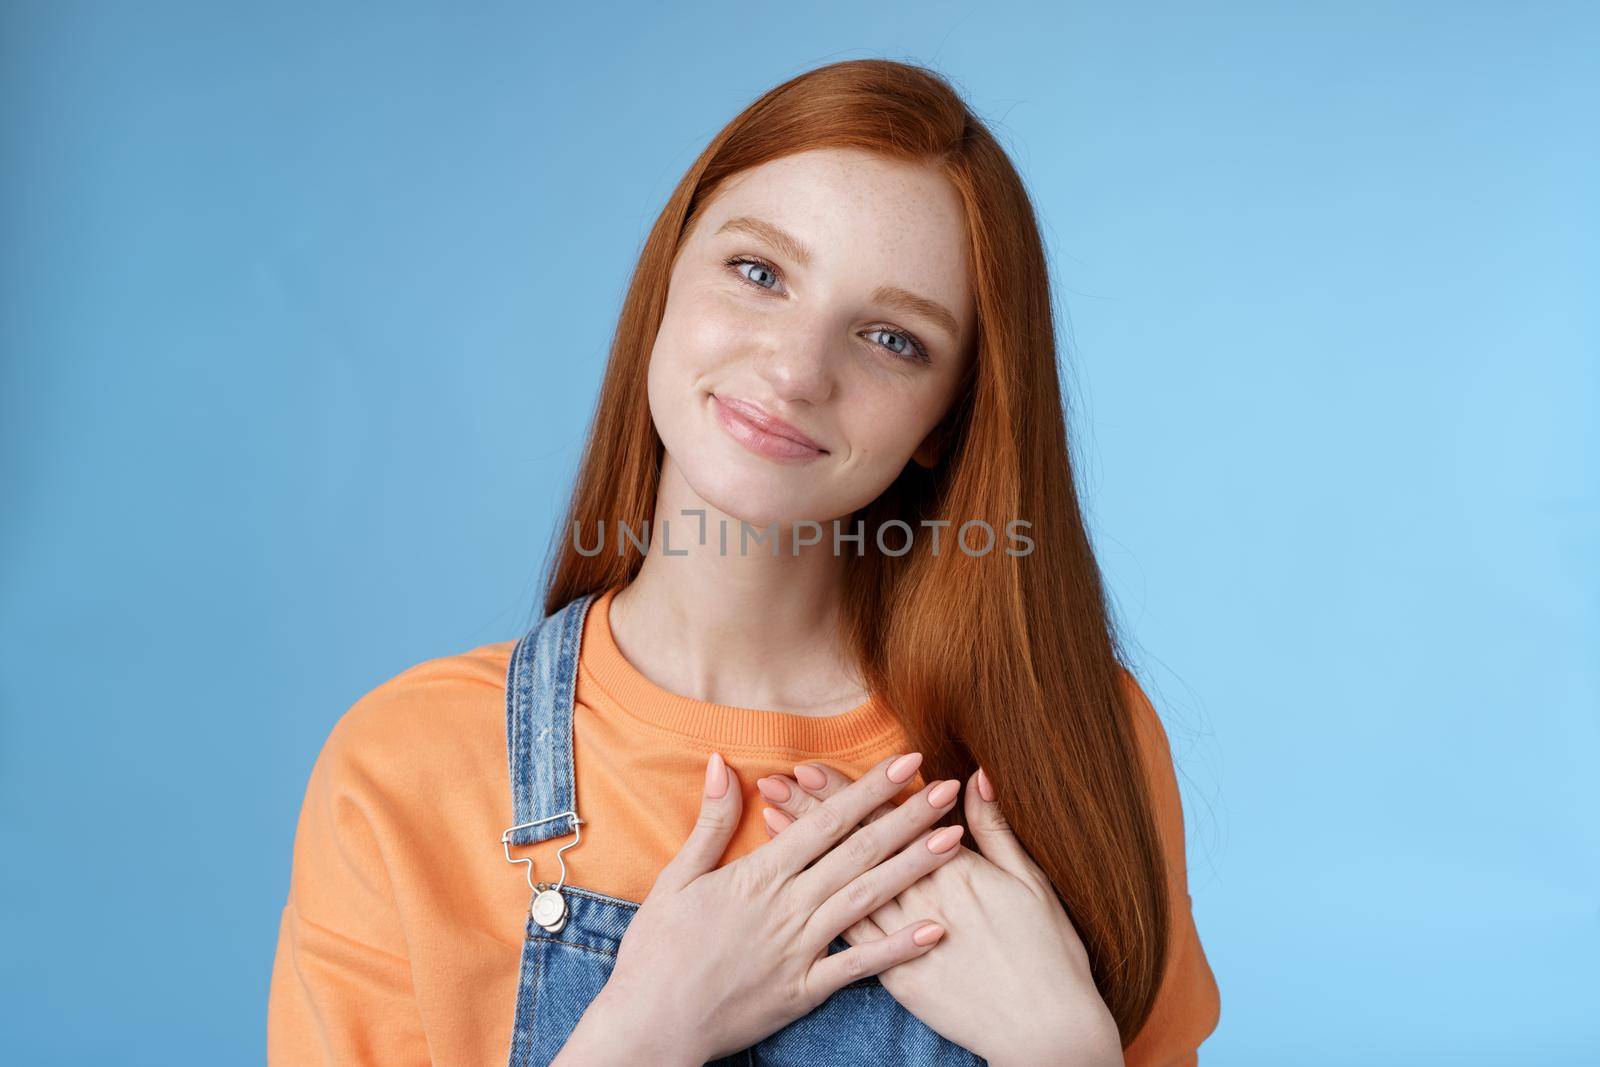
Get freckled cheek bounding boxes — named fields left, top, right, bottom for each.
left=698, top=317, right=750, bottom=369
left=651, top=303, right=748, bottom=388
left=841, top=394, right=936, bottom=465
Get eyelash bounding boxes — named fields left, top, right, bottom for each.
left=722, top=254, right=933, bottom=365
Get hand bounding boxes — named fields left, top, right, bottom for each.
left=755, top=764, right=1124, bottom=1067
left=560, top=750, right=968, bottom=1065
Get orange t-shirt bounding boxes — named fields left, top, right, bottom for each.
left=267, top=586, right=1219, bottom=1064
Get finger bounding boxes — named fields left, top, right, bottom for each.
left=796, top=776, right=962, bottom=911
left=763, top=795, right=901, bottom=936
left=871, top=891, right=908, bottom=932
left=758, top=773, right=831, bottom=826
left=793, top=762, right=897, bottom=823
left=844, top=915, right=886, bottom=944
left=760, top=804, right=793, bottom=838
left=761, top=772, right=890, bottom=835
left=807, top=918, right=947, bottom=1002
left=758, top=795, right=911, bottom=933
left=827, top=914, right=887, bottom=950
left=654, top=751, right=742, bottom=892
left=963, top=766, right=1049, bottom=887
left=760, top=752, right=927, bottom=879
left=804, top=820, right=964, bottom=947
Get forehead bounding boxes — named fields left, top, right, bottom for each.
left=694, top=148, right=975, bottom=336
left=703, top=148, right=967, bottom=248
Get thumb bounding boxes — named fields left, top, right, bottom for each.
left=963, top=766, right=1045, bottom=885
left=656, top=751, right=743, bottom=892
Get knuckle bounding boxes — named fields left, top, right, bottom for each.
left=789, top=971, right=819, bottom=1014
left=733, top=853, right=774, bottom=891
left=1066, top=932, right=1093, bottom=973
left=845, top=828, right=876, bottom=867
left=846, top=872, right=875, bottom=909
left=810, top=803, right=842, bottom=836
left=952, top=860, right=983, bottom=899
left=841, top=947, right=865, bottom=980
left=695, top=808, right=729, bottom=835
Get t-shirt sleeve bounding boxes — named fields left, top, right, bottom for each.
left=1119, top=670, right=1223, bottom=1065
left=267, top=696, right=433, bottom=1066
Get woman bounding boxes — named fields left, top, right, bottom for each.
left=269, top=59, right=1221, bottom=1065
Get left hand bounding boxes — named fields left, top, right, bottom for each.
left=756, top=763, right=1123, bottom=1067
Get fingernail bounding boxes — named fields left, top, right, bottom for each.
left=705, top=752, right=728, bottom=799
left=912, top=922, right=945, bottom=946
left=887, top=752, right=923, bottom=783
left=793, top=763, right=827, bottom=790
left=756, top=776, right=790, bottom=803
left=927, top=779, right=960, bottom=808
left=926, top=825, right=964, bottom=853
left=976, top=766, right=995, bottom=803
left=762, top=807, right=791, bottom=833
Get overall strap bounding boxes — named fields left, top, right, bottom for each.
left=502, top=591, right=599, bottom=848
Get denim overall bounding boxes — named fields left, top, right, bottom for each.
left=500, top=590, right=987, bottom=1066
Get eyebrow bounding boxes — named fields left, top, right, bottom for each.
left=714, top=215, right=963, bottom=344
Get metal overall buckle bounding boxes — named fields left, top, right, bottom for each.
left=500, top=810, right=584, bottom=935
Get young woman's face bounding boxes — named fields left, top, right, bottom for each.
left=647, top=147, right=977, bottom=530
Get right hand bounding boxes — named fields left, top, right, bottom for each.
left=575, top=749, right=966, bottom=1063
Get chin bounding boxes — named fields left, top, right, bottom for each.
left=681, top=467, right=820, bottom=532
left=702, top=481, right=805, bottom=531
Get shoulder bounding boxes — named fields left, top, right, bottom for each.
left=291, top=638, right=519, bottom=881
left=311, top=639, right=518, bottom=792
left=1115, top=665, right=1174, bottom=764
left=1114, top=666, right=1193, bottom=869
left=1114, top=666, right=1223, bottom=1058
left=282, top=640, right=519, bottom=954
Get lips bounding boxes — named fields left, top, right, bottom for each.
left=713, top=394, right=827, bottom=453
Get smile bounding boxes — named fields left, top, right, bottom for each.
left=711, top=394, right=829, bottom=462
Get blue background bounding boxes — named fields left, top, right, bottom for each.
left=2, top=3, right=1594, bottom=1063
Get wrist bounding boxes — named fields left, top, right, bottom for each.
left=989, top=1008, right=1123, bottom=1067
left=992, top=1038, right=1121, bottom=1067
left=553, top=979, right=706, bottom=1067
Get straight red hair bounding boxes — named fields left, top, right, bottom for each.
left=538, top=58, right=1170, bottom=1046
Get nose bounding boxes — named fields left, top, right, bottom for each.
left=753, top=329, right=836, bottom=406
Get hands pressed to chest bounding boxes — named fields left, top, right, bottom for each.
left=554, top=750, right=969, bottom=1065
left=555, top=750, right=1123, bottom=1067
left=756, top=762, right=1125, bottom=1067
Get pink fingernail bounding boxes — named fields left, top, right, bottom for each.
left=926, top=779, right=959, bottom=808
left=887, top=752, right=923, bottom=783
left=704, top=752, right=728, bottom=799
left=756, top=776, right=791, bottom=803
left=762, top=807, right=791, bottom=833
left=976, top=766, right=996, bottom=803
left=926, top=825, right=964, bottom=853
left=794, top=764, right=827, bottom=790
left=912, top=922, right=945, bottom=946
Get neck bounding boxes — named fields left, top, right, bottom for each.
left=605, top=457, right=868, bottom=717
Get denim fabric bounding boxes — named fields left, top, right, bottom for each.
left=503, top=591, right=987, bottom=1066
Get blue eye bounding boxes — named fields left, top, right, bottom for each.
left=727, top=255, right=782, bottom=291
left=865, top=328, right=930, bottom=364
left=722, top=254, right=932, bottom=365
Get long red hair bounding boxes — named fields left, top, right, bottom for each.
left=537, top=58, right=1170, bottom=1046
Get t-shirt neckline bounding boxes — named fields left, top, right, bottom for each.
left=577, top=585, right=903, bottom=756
